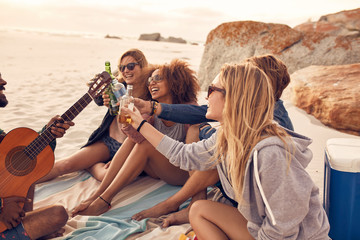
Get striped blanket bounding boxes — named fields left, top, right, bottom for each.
left=34, top=171, right=192, bottom=240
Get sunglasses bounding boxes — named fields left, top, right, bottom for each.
left=119, top=62, right=139, bottom=72
left=207, top=85, right=226, bottom=98
left=147, top=74, right=163, bottom=85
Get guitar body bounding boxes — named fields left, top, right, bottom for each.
left=0, top=71, right=111, bottom=233
left=0, top=127, right=54, bottom=196
left=0, top=128, right=54, bottom=232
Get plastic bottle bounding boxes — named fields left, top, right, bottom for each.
left=119, top=85, right=134, bottom=124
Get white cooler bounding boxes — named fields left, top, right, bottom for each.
left=323, top=138, right=360, bottom=240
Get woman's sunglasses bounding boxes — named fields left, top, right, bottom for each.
left=119, top=62, right=139, bottom=72
left=147, top=74, right=162, bottom=86
left=207, top=85, right=226, bottom=98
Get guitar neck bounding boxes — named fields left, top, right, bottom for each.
left=61, top=92, right=93, bottom=122
left=25, top=92, right=93, bottom=158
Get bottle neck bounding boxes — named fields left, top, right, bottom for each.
left=127, top=85, right=133, bottom=96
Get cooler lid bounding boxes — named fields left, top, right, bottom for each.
left=326, top=138, right=360, bottom=172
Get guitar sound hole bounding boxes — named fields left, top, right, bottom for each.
left=5, top=146, right=36, bottom=176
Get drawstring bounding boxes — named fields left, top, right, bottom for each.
left=253, top=149, right=277, bottom=226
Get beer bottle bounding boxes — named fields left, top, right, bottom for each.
left=119, top=85, right=134, bottom=124
left=104, top=61, right=126, bottom=115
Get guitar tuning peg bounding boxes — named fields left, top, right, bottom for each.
left=87, top=73, right=102, bottom=87
left=86, top=80, right=95, bottom=87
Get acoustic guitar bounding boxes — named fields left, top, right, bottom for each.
left=0, top=71, right=111, bottom=232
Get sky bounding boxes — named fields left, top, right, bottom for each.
left=0, top=0, right=358, bottom=42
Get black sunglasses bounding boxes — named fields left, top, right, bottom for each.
left=119, top=62, right=139, bottom=72
left=207, top=85, right=226, bottom=98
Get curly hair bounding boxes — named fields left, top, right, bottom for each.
left=157, top=59, right=200, bottom=104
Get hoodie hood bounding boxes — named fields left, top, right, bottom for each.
left=251, top=128, right=313, bottom=169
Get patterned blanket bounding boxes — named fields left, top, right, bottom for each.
left=34, top=171, right=192, bottom=240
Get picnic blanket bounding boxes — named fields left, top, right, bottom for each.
left=34, top=171, right=192, bottom=240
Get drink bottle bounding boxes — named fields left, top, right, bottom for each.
left=119, top=85, right=134, bottom=124
left=104, top=61, right=126, bottom=115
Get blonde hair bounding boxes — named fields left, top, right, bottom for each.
left=214, top=62, right=289, bottom=203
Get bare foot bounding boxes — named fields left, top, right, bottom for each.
left=37, top=228, right=65, bottom=240
left=73, top=197, right=110, bottom=217
left=162, top=207, right=189, bottom=228
left=72, top=197, right=96, bottom=217
left=132, top=200, right=179, bottom=221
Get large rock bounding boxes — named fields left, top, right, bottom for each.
left=139, top=33, right=187, bottom=44
left=198, top=9, right=360, bottom=89
left=164, top=36, right=187, bottom=44
left=294, top=8, right=360, bottom=36
left=139, top=33, right=161, bottom=41
left=287, top=63, right=360, bottom=136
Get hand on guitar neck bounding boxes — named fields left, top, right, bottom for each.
left=45, top=115, right=75, bottom=139
left=0, top=71, right=112, bottom=235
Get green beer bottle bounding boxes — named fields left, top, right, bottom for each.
left=105, top=61, right=126, bottom=115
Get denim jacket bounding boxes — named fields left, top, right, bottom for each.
left=158, top=99, right=294, bottom=139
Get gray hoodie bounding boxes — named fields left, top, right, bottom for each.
left=156, top=129, right=330, bottom=239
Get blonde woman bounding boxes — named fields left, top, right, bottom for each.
left=123, top=62, right=330, bottom=239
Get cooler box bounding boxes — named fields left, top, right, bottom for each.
left=323, top=138, right=360, bottom=240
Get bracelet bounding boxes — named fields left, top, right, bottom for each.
left=199, top=122, right=211, bottom=130
left=150, top=100, right=159, bottom=116
left=99, top=196, right=111, bottom=209
left=137, top=120, right=147, bottom=132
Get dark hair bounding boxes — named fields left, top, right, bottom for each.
left=246, top=54, right=290, bottom=101
left=157, top=59, right=200, bottom=104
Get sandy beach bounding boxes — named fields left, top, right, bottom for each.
left=1, top=28, right=359, bottom=203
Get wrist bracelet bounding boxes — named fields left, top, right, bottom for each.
left=99, top=196, right=111, bottom=209
left=150, top=100, right=159, bottom=116
left=137, top=120, right=147, bottom=132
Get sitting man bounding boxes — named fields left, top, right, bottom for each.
left=0, top=73, right=74, bottom=239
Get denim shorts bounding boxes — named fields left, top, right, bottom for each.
left=101, top=133, right=122, bottom=159
left=1, top=223, right=31, bottom=240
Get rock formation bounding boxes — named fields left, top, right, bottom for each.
left=197, top=8, right=360, bottom=90
left=294, top=8, right=360, bottom=37
left=138, top=33, right=186, bottom=44
left=287, top=63, right=360, bottom=136
left=139, top=33, right=161, bottom=41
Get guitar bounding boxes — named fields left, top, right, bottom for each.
left=0, top=71, right=111, bottom=232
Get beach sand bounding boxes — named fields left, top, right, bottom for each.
left=1, top=29, right=359, bottom=203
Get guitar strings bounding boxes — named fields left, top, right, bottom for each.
left=0, top=76, right=108, bottom=190
left=0, top=93, right=93, bottom=186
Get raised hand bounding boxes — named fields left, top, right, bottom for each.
left=133, top=98, right=152, bottom=115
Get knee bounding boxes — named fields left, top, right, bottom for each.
left=50, top=205, right=68, bottom=227
left=56, top=160, right=75, bottom=173
left=189, top=200, right=207, bottom=223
